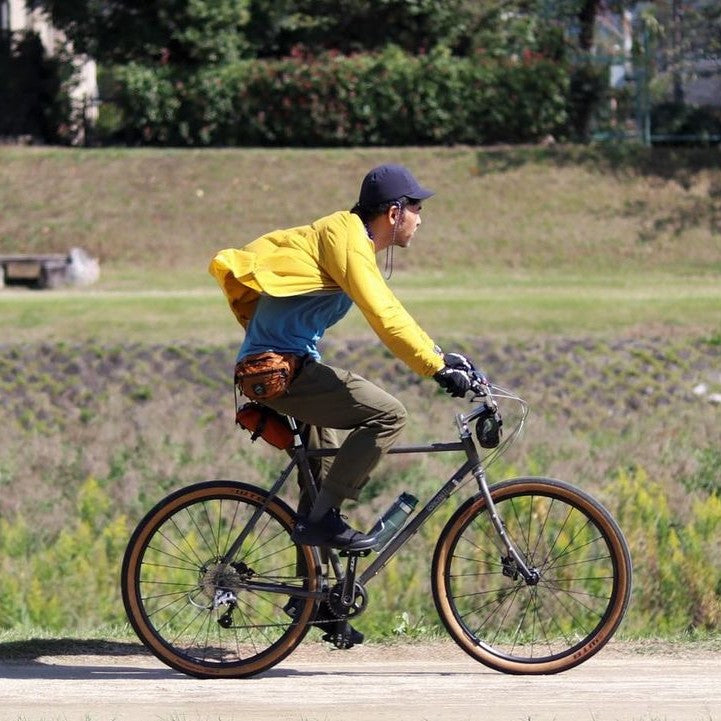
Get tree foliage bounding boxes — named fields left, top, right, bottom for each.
left=33, top=0, right=253, bottom=65
left=104, top=47, right=568, bottom=146
left=31, top=0, right=621, bottom=63
left=243, top=0, right=466, bottom=57
left=0, top=31, right=73, bottom=141
left=21, top=0, right=721, bottom=145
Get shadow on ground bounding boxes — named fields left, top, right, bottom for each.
left=0, top=637, right=148, bottom=661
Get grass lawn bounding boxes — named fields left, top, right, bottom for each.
left=2, top=144, right=719, bottom=345
left=1, top=267, right=719, bottom=344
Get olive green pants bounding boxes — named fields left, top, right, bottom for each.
left=262, top=359, right=407, bottom=505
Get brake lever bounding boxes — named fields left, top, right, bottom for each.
left=469, top=372, right=497, bottom=410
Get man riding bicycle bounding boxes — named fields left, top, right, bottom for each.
left=121, top=173, right=628, bottom=664
left=210, top=164, right=479, bottom=587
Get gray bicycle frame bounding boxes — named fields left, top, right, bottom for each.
left=309, top=440, right=476, bottom=586
left=224, top=400, right=536, bottom=599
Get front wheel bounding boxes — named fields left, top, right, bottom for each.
left=121, top=480, right=322, bottom=678
left=432, top=477, right=632, bottom=674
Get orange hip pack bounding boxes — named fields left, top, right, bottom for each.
left=235, top=402, right=294, bottom=450
left=234, top=352, right=300, bottom=401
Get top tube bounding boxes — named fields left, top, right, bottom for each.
left=287, top=380, right=527, bottom=464
left=305, top=441, right=466, bottom=457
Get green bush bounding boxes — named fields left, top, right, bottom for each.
left=105, top=47, right=569, bottom=146
left=113, top=63, right=181, bottom=144
left=608, top=466, right=721, bottom=633
left=0, top=477, right=130, bottom=630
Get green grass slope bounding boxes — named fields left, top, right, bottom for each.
left=1, top=144, right=720, bottom=276
left=0, top=145, right=720, bottom=640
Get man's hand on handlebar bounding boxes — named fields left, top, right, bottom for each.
left=434, top=352, right=488, bottom=398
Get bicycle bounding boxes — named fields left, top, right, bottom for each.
left=121, top=374, right=632, bottom=679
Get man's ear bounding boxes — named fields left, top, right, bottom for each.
left=388, top=202, right=402, bottom=225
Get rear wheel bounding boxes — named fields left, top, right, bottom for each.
left=432, top=477, right=632, bottom=674
left=121, top=480, right=321, bottom=678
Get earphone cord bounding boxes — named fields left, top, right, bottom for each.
left=384, top=244, right=394, bottom=280
left=385, top=202, right=402, bottom=280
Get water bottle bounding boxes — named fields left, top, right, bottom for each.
left=369, top=492, right=419, bottom=551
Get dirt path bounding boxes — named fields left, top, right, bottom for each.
left=1, top=640, right=719, bottom=721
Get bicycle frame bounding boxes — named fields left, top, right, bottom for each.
left=223, top=387, right=537, bottom=599
left=308, top=441, right=476, bottom=587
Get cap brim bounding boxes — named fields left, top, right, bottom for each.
left=409, top=186, right=434, bottom=201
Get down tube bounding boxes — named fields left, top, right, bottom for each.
left=359, top=459, right=475, bottom=585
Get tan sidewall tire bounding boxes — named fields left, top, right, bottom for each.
left=432, top=477, right=632, bottom=675
left=121, top=481, right=321, bottom=678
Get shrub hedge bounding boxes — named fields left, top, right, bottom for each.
left=103, top=47, right=569, bottom=146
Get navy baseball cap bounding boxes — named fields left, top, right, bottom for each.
left=358, top=164, right=434, bottom=208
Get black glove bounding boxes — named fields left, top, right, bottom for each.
left=434, top=352, right=488, bottom=398
left=444, top=352, right=489, bottom=385
left=443, top=352, right=474, bottom=372
left=434, top=365, right=472, bottom=398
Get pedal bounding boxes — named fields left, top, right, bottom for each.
left=339, top=548, right=371, bottom=558
left=323, top=621, right=360, bottom=649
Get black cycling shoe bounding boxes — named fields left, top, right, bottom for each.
left=283, top=598, right=364, bottom=649
left=291, top=507, right=376, bottom=551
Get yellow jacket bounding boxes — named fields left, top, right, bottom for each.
left=209, top=210, right=444, bottom=377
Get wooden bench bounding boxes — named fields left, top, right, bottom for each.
left=0, top=248, right=100, bottom=289
left=0, top=253, right=71, bottom=289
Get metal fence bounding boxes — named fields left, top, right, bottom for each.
left=591, top=8, right=721, bottom=146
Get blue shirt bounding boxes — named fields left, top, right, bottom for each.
left=237, top=292, right=353, bottom=362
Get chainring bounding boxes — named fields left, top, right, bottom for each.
left=327, top=581, right=368, bottom=618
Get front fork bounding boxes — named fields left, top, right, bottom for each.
left=471, top=463, right=540, bottom=586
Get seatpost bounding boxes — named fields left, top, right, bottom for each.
left=287, top=416, right=303, bottom=448
left=287, top=416, right=319, bottom=505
